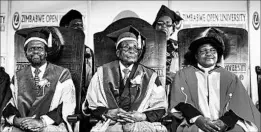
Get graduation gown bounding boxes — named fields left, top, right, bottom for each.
left=1, top=63, right=76, bottom=132
left=83, top=60, right=168, bottom=132
left=169, top=66, right=260, bottom=132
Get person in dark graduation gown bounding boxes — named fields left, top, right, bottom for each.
left=82, top=25, right=168, bottom=132
left=0, top=67, right=11, bottom=123
left=153, top=5, right=184, bottom=132
left=0, top=29, right=76, bottom=132
left=169, top=27, right=260, bottom=132
left=60, top=9, right=94, bottom=103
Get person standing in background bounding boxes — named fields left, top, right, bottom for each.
left=153, top=5, right=183, bottom=85
left=60, top=9, right=94, bottom=103
left=153, top=5, right=183, bottom=132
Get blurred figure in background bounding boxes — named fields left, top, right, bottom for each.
left=60, top=9, right=94, bottom=103
left=153, top=5, right=183, bottom=132
left=0, top=67, right=11, bottom=124
left=153, top=5, right=183, bottom=86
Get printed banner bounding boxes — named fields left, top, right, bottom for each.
left=180, top=12, right=247, bottom=29
left=12, top=12, right=65, bottom=30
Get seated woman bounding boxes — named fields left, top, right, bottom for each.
left=169, top=27, right=260, bottom=132
left=82, top=25, right=168, bottom=132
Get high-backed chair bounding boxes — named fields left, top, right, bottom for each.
left=15, top=26, right=85, bottom=132
left=81, top=17, right=167, bottom=131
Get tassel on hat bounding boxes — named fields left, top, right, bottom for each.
left=48, top=32, right=52, bottom=48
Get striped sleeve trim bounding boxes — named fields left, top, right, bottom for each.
left=59, top=69, right=72, bottom=83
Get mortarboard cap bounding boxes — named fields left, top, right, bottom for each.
left=153, top=5, right=183, bottom=28
left=189, top=27, right=226, bottom=58
left=60, top=9, right=83, bottom=27
left=24, top=28, right=53, bottom=47
left=107, top=25, right=146, bottom=49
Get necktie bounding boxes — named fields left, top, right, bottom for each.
left=34, top=68, right=41, bottom=87
left=123, top=68, right=130, bottom=85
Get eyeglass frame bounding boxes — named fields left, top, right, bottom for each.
left=197, top=48, right=217, bottom=55
left=156, top=21, right=175, bottom=28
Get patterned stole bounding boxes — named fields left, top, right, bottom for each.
left=102, top=61, right=153, bottom=112
left=16, top=63, right=63, bottom=118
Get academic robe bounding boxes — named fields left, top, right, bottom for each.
left=169, top=65, right=260, bottom=132
left=83, top=60, right=168, bottom=132
left=1, top=63, right=76, bottom=132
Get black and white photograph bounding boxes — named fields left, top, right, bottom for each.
left=0, top=1, right=260, bottom=132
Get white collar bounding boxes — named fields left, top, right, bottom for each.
left=197, top=63, right=215, bottom=73
left=31, top=62, right=47, bottom=78
left=119, top=61, right=133, bottom=77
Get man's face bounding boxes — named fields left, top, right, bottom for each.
left=116, top=40, right=140, bottom=65
left=155, top=16, right=174, bottom=39
left=25, top=40, right=47, bottom=66
left=195, top=44, right=218, bottom=68
left=69, top=19, right=83, bottom=31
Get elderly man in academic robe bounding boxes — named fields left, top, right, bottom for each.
left=169, top=27, right=260, bottom=132
left=0, top=29, right=76, bottom=132
left=82, top=25, right=168, bottom=132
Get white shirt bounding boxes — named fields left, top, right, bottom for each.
left=119, top=61, right=133, bottom=79
left=31, top=62, right=47, bottom=80
left=190, top=64, right=216, bottom=123
left=8, top=62, right=55, bottom=125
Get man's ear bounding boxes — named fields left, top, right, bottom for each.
left=116, top=50, right=120, bottom=58
left=138, top=49, right=143, bottom=58
left=195, top=54, right=198, bottom=61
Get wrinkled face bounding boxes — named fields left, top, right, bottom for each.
left=25, top=40, right=47, bottom=66
left=155, top=16, right=174, bottom=39
left=195, top=44, right=218, bottom=68
left=116, top=40, right=140, bottom=65
left=69, top=19, right=83, bottom=31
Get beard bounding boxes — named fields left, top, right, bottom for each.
left=26, top=53, right=46, bottom=66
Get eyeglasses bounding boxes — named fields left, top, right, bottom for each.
left=156, top=21, right=174, bottom=27
left=27, top=47, right=45, bottom=52
left=198, top=48, right=217, bottom=55
left=120, top=45, right=139, bottom=52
